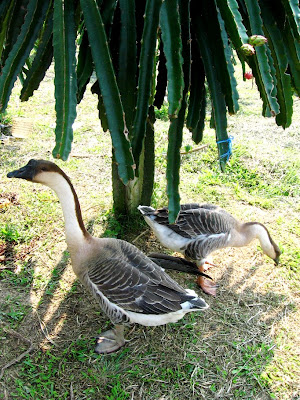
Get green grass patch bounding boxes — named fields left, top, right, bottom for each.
left=0, top=224, right=25, bottom=243
left=0, top=295, right=31, bottom=327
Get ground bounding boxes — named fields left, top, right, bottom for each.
left=0, top=64, right=299, bottom=399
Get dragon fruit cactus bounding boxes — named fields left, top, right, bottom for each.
left=240, top=43, right=255, bottom=56
left=249, top=35, right=268, bottom=46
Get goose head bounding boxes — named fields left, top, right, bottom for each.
left=7, top=159, right=69, bottom=187
left=244, top=222, right=281, bottom=265
left=264, top=234, right=281, bottom=265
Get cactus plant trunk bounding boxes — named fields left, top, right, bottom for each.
left=112, top=106, right=155, bottom=217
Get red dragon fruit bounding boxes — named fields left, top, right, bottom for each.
left=244, top=71, right=253, bottom=80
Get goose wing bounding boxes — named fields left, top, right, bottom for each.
left=87, top=240, right=192, bottom=315
left=153, top=203, right=237, bottom=239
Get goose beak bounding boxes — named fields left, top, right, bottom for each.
left=7, top=163, right=35, bottom=181
left=274, top=257, right=280, bottom=266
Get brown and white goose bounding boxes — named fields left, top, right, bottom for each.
left=7, top=160, right=208, bottom=354
left=138, top=204, right=281, bottom=296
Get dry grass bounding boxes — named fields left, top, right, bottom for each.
left=0, top=65, right=299, bottom=399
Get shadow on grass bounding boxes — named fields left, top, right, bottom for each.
left=0, top=221, right=297, bottom=400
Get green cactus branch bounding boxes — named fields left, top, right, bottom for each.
left=0, top=0, right=299, bottom=219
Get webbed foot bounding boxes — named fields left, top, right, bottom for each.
left=196, top=276, right=217, bottom=296
left=95, top=325, right=125, bottom=354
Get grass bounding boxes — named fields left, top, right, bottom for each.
left=0, top=295, right=31, bottom=327
left=0, top=63, right=299, bottom=400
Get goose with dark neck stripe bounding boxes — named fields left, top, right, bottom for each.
left=7, top=159, right=208, bottom=354
left=138, top=204, right=281, bottom=296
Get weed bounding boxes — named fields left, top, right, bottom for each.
left=0, top=111, right=12, bottom=125
left=101, top=210, right=123, bottom=238
left=106, top=382, right=130, bottom=400
left=0, top=259, right=35, bottom=285
left=0, top=296, right=31, bottom=327
left=0, top=224, right=21, bottom=242
left=154, top=104, right=169, bottom=121
left=10, top=353, right=67, bottom=399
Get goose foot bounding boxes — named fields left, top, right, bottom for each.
left=95, top=325, right=125, bottom=354
left=196, top=276, right=217, bottom=296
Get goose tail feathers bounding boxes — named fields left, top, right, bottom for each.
left=181, top=289, right=209, bottom=311
left=188, top=297, right=209, bottom=310
left=138, top=205, right=155, bottom=215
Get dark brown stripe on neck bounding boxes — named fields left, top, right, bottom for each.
left=58, top=169, right=90, bottom=238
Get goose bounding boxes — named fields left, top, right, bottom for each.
left=7, top=160, right=209, bottom=354
left=138, top=204, right=281, bottom=296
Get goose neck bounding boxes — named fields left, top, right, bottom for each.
left=44, top=172, right=90, bottom=250
left=241, top=222, right=275, bottom=256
